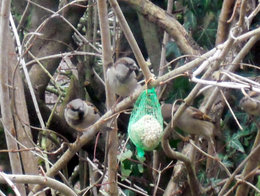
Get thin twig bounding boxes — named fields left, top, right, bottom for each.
left=0, top=172, right=21, bottom=196
left=9, top=14, right=46, bottom=129
left=0, top=174, right=77, bottom=196
left=219, top=142, right=260, bottom=195
left=25, top=51, right=101, bottom=67
left=25, top=0, right=100, bottom=53
left=220, top=90, right=243, bottom=130
left=189, top=140, right=231, bottom=177
left=108, top=0, right=153, bottom=82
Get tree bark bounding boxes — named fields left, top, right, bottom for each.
left=7, top=25, right=40, bottom=193
left=0, top=1, right=26, bottom=195
left=97, top=0, right=118, bottom=195
left=119, top=0, right=201, bottom=55
left=27, top=1, right=87, bottom=100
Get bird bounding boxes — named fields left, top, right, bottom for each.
left=64, top=98, right=100, bottom=132
left=240, top=91, right=260, bottom=116
left=161, top=103, right=215, bottom=139
left=161, top=103, right=218, bottom=166
left=106, top=57, right=141, bottom=97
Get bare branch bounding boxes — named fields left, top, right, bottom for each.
left=0, top=173, right=77, bottom=196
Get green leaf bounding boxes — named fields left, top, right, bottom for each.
left=218, top=153, right=234, bottom=168
left=184, top=10, right=197, bottom=30
left=222, top=159, right=234, bottom=169
left=255, top=175, right=260, bottom=196
left=203, top=0, right=211, bottom=11
left=138, top=164, right=144, bottom=173
left=121, top=166, right=132, bottom=181
left=229, top=138, right=245, bottom=153
left=117, top=150, right=133, bottom=162
left=166, top=42, right=181, bottom=60
left=118, top=150, right=134, bottom=180
left=123, top=189, right=135, bottom=196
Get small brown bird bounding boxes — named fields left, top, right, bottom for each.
left=161, top=103, right=215, bottom=139
left=106, top=57, right=141, bottom=97
left=240, top=91, right=260, bottom=116
left=162, top=103, right=218, bottom=166
left=64, top=99, right=100, bottom=131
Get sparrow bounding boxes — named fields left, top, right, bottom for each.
left=64, top=99, right=100, bottom=131
left=106, top=57, right=141, bottom=97
left=240, top=91, right=260, bottom=116
left=161, top=103, right=215, bottom=139
left=161, top=104, right=217, bottom=171
left=162, top=103, right=217, bottom=166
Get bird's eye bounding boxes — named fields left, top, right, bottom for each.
left=71, top=107, right=79, bottom=112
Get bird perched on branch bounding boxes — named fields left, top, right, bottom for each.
left=64, top=98, right=100, bottom=132
left=161, top=103, right=215, bottom=139
left=240, top=91, right=260, bottom=116
left=106, top=57, right=141, bottom=97
left=161, top=102, right=218, bottom=171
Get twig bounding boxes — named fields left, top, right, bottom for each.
left=0, top=174, right=77, bottom=196
left=108, top=0, right=153, bottom=82
left=0, top=172, right=21, bottom=196
left=191, top=77, right=260, bottom=93
left=152, top=161, right=174, bottom=196
left=234, top=26, right=260, bottom=41
left=157, top=0, right=173, bottom=95
left=17, top=0, right=31, bottom=31
left=248, top=3, right=260, bottom=23
left=80, top=157, right=148, bottom=196
left=219, top=142, right=260, bottom=195
left=25, top=51, right=101, bottom=67
left=189, top=140, right=231, bottom=177
left=160, top=54, right=202, bottom=70
left=25, top=0, right=100, bottom=53
left=92, top=67, right=105, bottom=86
left=0, top=118, right=70, bottom=187
left=193, top=49, right=221, bottom=77
left=97, top=0, right=119, bottom=195
left=27, top=51, right=63, bottom=128
left=9, top=13, right=46, bottom=129
left=238, top=0, right=247, bottom=27
left=220, top=70, right=260, bottom=87
left=0, top=189, right=6, bottom=196
left=227, top=0, right=240, bottom=23
left=151, top=43, right=222, bottom=87
left=203, top=33, right=260, bottom=113
left=220, top=90, right=243, bottom=130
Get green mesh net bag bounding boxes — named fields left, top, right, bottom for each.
left=128, top=88, right=164, bottom=157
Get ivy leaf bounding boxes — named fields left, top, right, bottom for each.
left=123, top=189, right=135, bottom=196
left=166, top=41, right=181, bottom=60
left=118, top=150, right=133, bottom=180
left=117, top=150, right=133, bottom=162
left=203, top=0, right=211, bottom=11
left=121, top=165, right=132, bottom=181
left=138, top=164, right=144, bottom=173
left=229, top=137, right=245, bottom=153
left=218, top=153, right=234, bottom=168
left=255, top=175, right=260, bottom=196
left=184, top=10, right=197, bottom=30
left=221, top=159, right=234, bottom=169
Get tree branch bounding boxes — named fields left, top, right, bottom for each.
left=0, top=173, right=77, bottom=196
left=119, top=0, right=201, bottom=55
